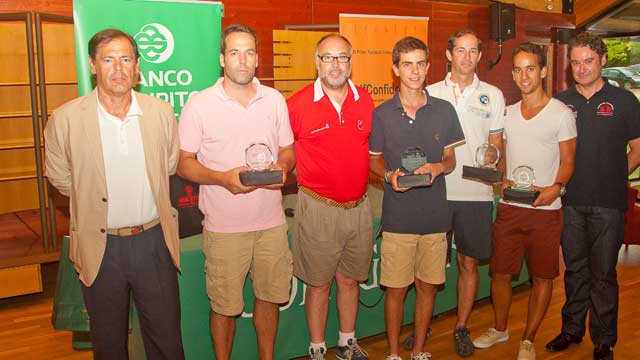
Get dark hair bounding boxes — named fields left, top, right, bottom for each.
left=447, top=29, right=483, bottom=52
left=315, top=34, right=353, bottom=55
left=568, top=32, right=607, bottom=58
left=221, top=24, right=258, bottom=54
left=392, top=36, right=429, bottom=65
left=88, top=28, right=139, bottom=61
left=512, top=43, right=546, bottom=67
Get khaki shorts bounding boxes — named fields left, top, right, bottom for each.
left=381, top=231, right=447, bottom=287
left=291, top=190, right=374, bottom=286
left=203, top=224, right=293, bottom=316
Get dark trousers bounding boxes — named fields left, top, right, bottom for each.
left=81, top=224, right=185, bottom=360
left=560, top=206, right=624, bottom=346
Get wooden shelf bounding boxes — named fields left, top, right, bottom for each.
left=0, top=169, right=38, bottom=181
left=0, top=138, right=42, bottom=150
left=0, top=81, right=77, bottom=86
left=0, top=111, right=52, bottom=119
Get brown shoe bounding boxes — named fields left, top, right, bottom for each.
left=545, top=333, right=582, bottom=352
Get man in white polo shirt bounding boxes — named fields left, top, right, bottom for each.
left=426, top=29, right=505, bottom=357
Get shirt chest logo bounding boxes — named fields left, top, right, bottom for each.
left=479, top=94, right=490, bottom=105
left=357, top=119, right=364, bottom=131
left=596, top=102, right=614, bottom=116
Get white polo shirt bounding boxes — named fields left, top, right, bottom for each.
left=97, top=90, right=158, bottom=228
left=427, top=73, right=506, bottom=202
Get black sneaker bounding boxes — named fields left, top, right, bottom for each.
left=453, top=327, right=474, bottom=357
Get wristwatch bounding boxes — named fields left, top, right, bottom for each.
left=554, top=182, right=567, bottom=197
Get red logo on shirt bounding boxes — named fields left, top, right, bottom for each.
left=177, top=185, right=198, bottom=208
left=596, top=102, right=614, bottom=116
left=357, top=119, right=364, bottom=131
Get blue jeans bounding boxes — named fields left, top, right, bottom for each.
left=560, top=205, right=624, bottom=346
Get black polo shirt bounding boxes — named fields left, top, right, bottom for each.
left=369, top=91, right=465, bottom=235
left=554, top=81, right=640, bottom=211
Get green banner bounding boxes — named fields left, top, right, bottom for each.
left=73, top=0, right=223, bottom=118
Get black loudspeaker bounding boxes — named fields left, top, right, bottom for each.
left=557, top=28, right=574, bottom=44
left=563, top=0, right=574, bottom=14
left=489, top=3, right=516, bottom=40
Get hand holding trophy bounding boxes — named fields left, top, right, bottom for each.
left=502, top=165, right=540, bottom=204
left=239, top=143, right=283, bottom=186
left=462, top=143, right=503, bottom=183
left=397, top=146, right=432, bottom=188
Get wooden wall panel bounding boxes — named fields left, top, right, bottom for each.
left=222, top=0, right=313, bottom=80
left=574, top=0, right=619, bottom=27
left=0, top=0, right=71, bottom=16
left=429, top=2, right=489, bottom=85
left=0, top=0, right=573, bottom=103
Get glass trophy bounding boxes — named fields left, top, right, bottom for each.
left=397, top=146, right=432, bottom=188
left=502, top=165, right=540, bottom=204
left=462, top=143, right=503, bottom=183
left=239, top=143, right=283, bottom=186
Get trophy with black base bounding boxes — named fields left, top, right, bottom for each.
left=462, top=143, right=503, bottom=183
left=397, top=146, right=432, bottom=188
left=239, top=143, right=283, bottom=186
left=503, top=165, right=540, bottom=204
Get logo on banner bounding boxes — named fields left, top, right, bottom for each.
left=134, top=23, right=175, bottom=63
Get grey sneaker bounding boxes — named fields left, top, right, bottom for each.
left=453, top=327, right=474, bottom=357
left=410, top=352, right=432, bottom=360
left=336, top=338, right=368, bottom=360
left=403, top=326, right=433, bottom=350
left=309, top=346, right=327, bottom=360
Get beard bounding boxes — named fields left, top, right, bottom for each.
left=225, top=66, right=255, bottom=86
left=319, top=65, right=351, bottom=89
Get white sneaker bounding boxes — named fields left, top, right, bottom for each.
left=472, top=327, right=510, bottom=349
left=517, top=340, right=536, bottom=360
left=386, top=355, right=402, bottom=360
left=410, top=352, right=432, bottom=360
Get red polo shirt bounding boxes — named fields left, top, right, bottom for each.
left=288, top=79, right=374, bottom=202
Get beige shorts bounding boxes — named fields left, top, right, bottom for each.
left=381, top=231, right=447, bottom=287
left=291, top=190, right=374, bottom=286
left=203, top=224, right=293, bottom=316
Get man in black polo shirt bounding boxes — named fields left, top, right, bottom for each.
left=545, top=32, right=640, bottom=360
left=369, top=36, right=464, bottom=360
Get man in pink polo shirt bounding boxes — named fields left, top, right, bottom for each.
left=287, top=34, right=375, bottom=360
left=177, top=24, right=295, bottom=360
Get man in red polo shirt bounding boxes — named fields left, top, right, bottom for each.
left=287, top=34, right=375, bottom=360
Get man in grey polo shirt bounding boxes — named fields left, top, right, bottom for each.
left=426, top=29, right=505, bottom=357
left=370, top=36, right=464, bottom=360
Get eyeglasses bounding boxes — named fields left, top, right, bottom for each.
left=317, top=55, right=351, bottom=63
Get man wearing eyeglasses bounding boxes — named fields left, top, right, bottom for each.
left=287, top=34, right=375, bottom=360
left=426, top=29, right=506, bottom=357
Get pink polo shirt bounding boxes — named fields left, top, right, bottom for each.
left=179, top=77, right=293, bottom=233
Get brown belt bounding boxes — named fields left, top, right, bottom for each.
left=299, top=186, right=366, bottom=210
left=107, top=218, right=161, bottom=237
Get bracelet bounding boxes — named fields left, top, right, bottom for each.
left=384, top=170, right=392, bottom=184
